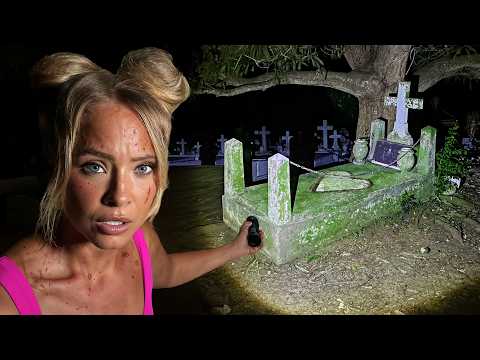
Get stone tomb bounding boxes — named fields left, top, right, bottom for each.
left=222, top=124, right=437, bottom=265
left=168, top=138, right=202, bottom=167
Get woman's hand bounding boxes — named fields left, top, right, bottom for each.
left=227, top=219, right=264, bottom=260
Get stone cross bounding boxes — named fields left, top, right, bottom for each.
left=176, top=138, right=187, bottom=155
left=384, top=81, right=423, bottom=145
left=192, top=141, right=202, bottom=160
left=254, top=126, right=271, bottom=154
left=317, top=120, right=333, bottom=149
left=217, top=134, right=226, bottom=155
left=329, top=130, right=342, bottom=151
left=281, top=130, right=293, bottom=154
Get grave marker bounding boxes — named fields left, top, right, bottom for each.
left=176, top=138, right=187, bottom=155
left=317, top=120, right=333, bottom=149
left=385, top=82, right=423, bottom=145
left=254, top=126, right=271, bottom=154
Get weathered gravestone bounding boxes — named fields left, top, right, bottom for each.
left=254, top=125, right=271, bottom=156
left=314, top=121, right=346, bottom=168
left=384, top=82, right=423, bottom=145
left=169, top=138, right=202, bottom=167
left=215, top=134, right=227, bottom=166
left=222, top=108, right=437, bottom=264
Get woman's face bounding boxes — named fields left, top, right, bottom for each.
left=64, top=101, right=158, bottom=249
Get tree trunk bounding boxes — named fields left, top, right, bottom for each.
left=195, top=45, right=414, bottom=140
left=357, top=92, right=397, bottom=137
left=348, top=45, right=411, bottom=138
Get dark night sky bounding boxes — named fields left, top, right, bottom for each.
left=1, top=42, right=479, bottom=179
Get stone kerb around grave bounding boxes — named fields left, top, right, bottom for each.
left=222, top=125, right=437, bottom=265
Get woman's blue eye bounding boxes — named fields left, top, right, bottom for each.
left=136, top=164, right=153, bottom=175
left=83, top=163, right=105, bottom=174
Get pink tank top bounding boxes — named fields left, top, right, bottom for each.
left=0, top=229, right=154, bottom=315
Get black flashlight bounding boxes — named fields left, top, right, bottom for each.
left=246, top=216, right=261, bottom=247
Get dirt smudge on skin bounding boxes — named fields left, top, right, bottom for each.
left=145, top=186, right=151, bottom=205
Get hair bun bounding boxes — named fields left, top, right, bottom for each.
left=117, top=47, right=190, bottom=114
left=31, top=52, right=101, bottom=89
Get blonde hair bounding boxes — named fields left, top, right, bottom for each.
left=34, top=48, right=190, bottom=245
left=31, top=52, right=101, bottom=89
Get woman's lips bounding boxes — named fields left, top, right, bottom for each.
left=95, top=221, right=130, bottom=235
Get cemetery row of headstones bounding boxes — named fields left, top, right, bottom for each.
left=168, top=121, right=353, bottom=182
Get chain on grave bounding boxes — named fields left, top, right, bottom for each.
left=288, top=138, right=420, bottom=177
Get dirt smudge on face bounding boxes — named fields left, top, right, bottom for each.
left=145, top=186, right=151, bottom=205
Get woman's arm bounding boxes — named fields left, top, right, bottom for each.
left=141, top=220, right=263, bottom=289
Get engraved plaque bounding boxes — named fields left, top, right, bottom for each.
left=370, top=139, right=406, bottom=170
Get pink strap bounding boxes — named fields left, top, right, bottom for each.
left=0, top=256, right=42, bottom=315
left=133, top=229, right=154, bottom=315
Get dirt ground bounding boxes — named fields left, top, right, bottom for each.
left=155, top=163, right=480, bottom=315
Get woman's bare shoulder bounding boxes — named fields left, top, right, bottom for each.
left=3, top=235, right=51, bottom=274
left=0, top=236, right=42, bottom=315
left=139, top=222, right=166, bottom=257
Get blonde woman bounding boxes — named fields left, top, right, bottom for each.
left=0, top=48, right=263, bottom=315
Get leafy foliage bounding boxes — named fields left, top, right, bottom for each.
left=399, top=191, right=418, bottom=213
left=410, top=45, right=479, bottom=71
left=194, top=45, right=343, bottom=89
left=435, top=121, right=471, bottom=193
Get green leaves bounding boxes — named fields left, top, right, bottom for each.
left=195, top=45, right=333, bottom=89
left=412, top=45, right=479, bottom=71
left=435, top=121, right=471, bottom=193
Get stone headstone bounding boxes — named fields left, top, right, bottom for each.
left=254, top=126, right=271, bottom=154
left=281, top=130, right=293, bottom=155
left=329, top=130, right=342, bottom=151
left=385, top=81, right=423, bottom=145
left=217, top=134, right=226, bottom=155
left=176, top=138, right=187, bottom=155
left=416, top=126, right=437, bottom=176
left=268, top=153, right=291, bottom=225
left=193, top=141, right=202, bottom=160
left=368, top=118, right=386, bottom=160
left=224, top=138, right=245, bottom=196
left=317, top=120, right=333, bottom=149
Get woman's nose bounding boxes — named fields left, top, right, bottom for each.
left=101, top=169, right=132, bottom=207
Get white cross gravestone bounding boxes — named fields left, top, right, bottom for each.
left=329, top=129, right=342, bottom=151
left=281, top=130, right=293, bottom=155
left=385, top=81, right=423, bottom=145
left=169, top=138, right=201, bottom=167
left=317, top=120, right=333, bottom=150
left=217, top=134, right=226, bottom=155
left=254, top=126, right=271, bottom=155
left=192, top=141, right=202, bottom=160
left=176, top=138, right=187, bottom=155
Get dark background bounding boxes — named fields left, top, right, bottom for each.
left=0, top=37, right=479, bottom=180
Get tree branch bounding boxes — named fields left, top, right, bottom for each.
left=193, top=70, right=381, bottom=98
left=415, top=55, right=480, bottom=92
